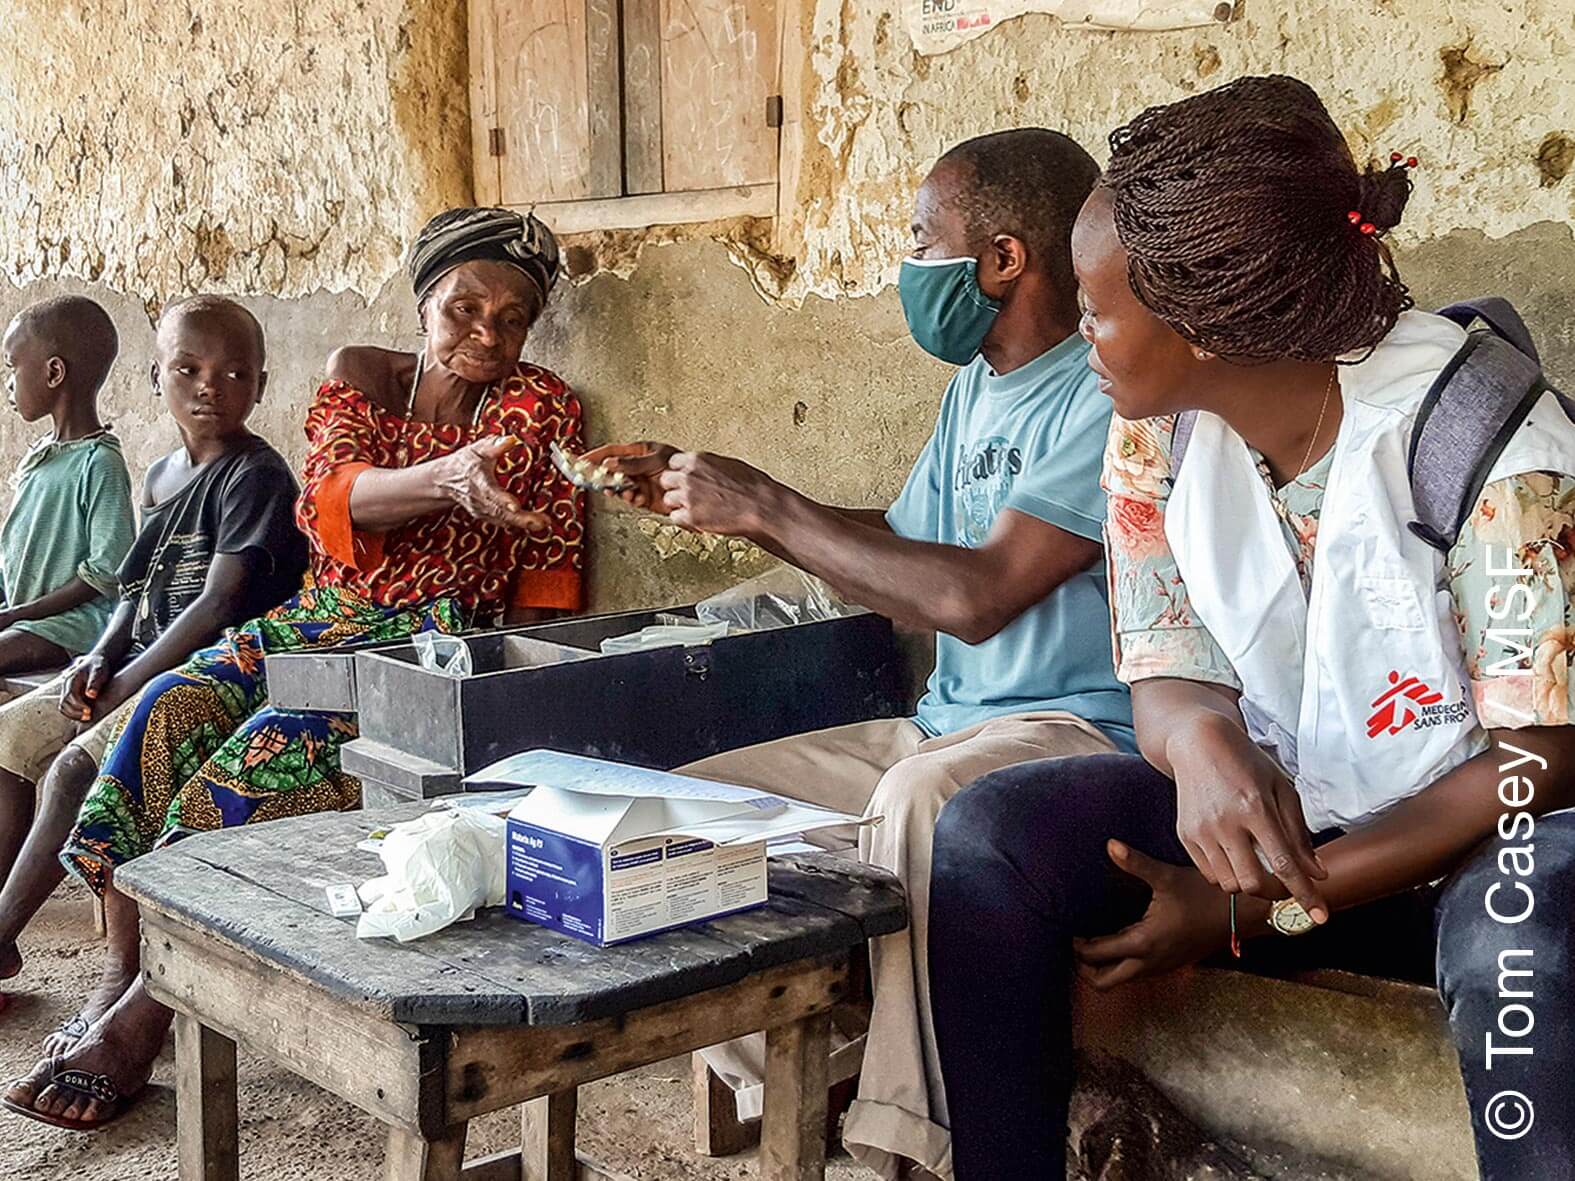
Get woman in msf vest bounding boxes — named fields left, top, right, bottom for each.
left=926, top=75, right=1575, bottom=1181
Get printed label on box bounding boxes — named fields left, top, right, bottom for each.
left=490, top=752, right=869, bottom=947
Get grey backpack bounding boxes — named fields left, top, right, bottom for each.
left=1169, top=298, right=1575, bottom=551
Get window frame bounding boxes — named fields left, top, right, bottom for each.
left=468, top=0, right=802, bottom=235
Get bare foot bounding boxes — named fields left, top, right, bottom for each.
left=0, top=939, right=20, bottom=982
left=6, top=982, right=168, bottom=1126
left=40, top=960, right=138, bottom=1057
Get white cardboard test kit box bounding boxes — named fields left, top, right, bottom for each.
left=465, top=749, right=870, bottom=947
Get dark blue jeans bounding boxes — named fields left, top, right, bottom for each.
left=929, top=753, right=1575, bottom=1181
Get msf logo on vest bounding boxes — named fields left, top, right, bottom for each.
left=1367, top=670, right=1471, bottom=738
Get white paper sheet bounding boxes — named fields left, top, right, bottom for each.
left=467, top=749, right=839, bottom=815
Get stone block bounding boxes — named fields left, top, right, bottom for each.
left=1076, top=967, right=1475, bottom=1180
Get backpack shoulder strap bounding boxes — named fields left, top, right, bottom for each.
left=1407, top=303, right=1572, bottom=551
left=1437, top=298, right=1539, bottom=364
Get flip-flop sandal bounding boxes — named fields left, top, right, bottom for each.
left=2, top=1063, right=143, bottom=1132
left=40, top=1014, right=94, bottom=1058
left=51, top=1015, right=92, bottom=1043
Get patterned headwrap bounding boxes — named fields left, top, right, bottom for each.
left=407, top=207, right=562, bottom=307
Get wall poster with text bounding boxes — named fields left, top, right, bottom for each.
left=907, top=0, right=1236, bottom=55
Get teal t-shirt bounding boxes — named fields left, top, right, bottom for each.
left=0, top=431, right=135, bottom=655
left=885, top=334, right=1134, bottom=750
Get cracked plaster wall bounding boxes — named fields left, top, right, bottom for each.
left=0, top=0, right=471, bottom=305
left=1, top=0, right=1573, bottom=613
left=760, top=0, right=1575, bottom=304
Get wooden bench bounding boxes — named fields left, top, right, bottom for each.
left=116, top=803, right=906, bottom=1181
left=0, top=666, right=59, bottom=702
left=1074, top=886, right=1476, bottom=1180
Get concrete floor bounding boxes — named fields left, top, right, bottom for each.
left=1, top=881, right=874, bottom=1181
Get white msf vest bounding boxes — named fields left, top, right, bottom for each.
left=1165, top=311, right=1575, bottom=832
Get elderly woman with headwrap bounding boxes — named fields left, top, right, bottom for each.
left=1, top=209, right=586, bottom=1131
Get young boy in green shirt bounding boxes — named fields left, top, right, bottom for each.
left=0, top=296, right=136, bottom=678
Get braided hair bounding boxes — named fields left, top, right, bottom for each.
left=1102, top=74, right=1414, bottom=363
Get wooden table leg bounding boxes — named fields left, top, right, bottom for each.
left=693, top=1052, right=759, bottom=1156
left=385, top=1124, right=468, bottom=1181
left=760, top=1012, right=831, bottom=1181
left=522, top=1089, right=577, bottom=1181
left=174, top=1013, right=238, bottom=1181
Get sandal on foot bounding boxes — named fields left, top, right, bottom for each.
left=2, top=1063, right=144, bottom=1131
left=41, top=1014, right=97, bottom=1059
left=52, top=1015, right=92, bottom=1043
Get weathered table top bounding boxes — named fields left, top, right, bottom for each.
left=116, top=802, right=906, bottom=1029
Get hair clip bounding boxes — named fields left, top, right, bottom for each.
left=1389, top=151, right=1420, bottom=169
left=1347, top=210, right=1377, bottom=235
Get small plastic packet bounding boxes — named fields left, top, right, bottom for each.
left=413, top=632, right=474, bottom=677
left=599, top=619, right=731, bottom=654
left=549, top=441, right=633, bottom=492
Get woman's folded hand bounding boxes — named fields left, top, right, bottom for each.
left=1169, top=712, right=1330, bottom=923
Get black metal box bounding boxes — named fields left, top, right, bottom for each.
left=332, top=605, right=909, bottom=807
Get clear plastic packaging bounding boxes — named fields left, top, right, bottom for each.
left=412, top=632, right=474, bottom=677
left=695, top=566, right=866, bottom=632
left=599, top=619, right=732, bottom=654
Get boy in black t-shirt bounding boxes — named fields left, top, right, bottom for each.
left=0, top=296, right=306, bottom=1020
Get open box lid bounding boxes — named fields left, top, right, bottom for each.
left=477, top=750, right=876, bottom=846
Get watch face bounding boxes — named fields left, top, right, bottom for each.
left=1273, top=901, right=1317, bottom=935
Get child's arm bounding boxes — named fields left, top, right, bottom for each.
left=61, top=555, right=254, bottom=723
left=76, top=445, right=137, bottom=607
left=58, top=464, right=153, bottom=711
left=0, top=577, right=103, bottom=631
left=56, top=598, right=137, bottom=720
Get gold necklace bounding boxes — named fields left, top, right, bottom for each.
left=1269, top=364, right=1337, bottom=523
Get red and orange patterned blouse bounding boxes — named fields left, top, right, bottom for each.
left=295, top=363, right=586, bottom=617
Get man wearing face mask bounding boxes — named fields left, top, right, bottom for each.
left=584, top=129, right=1129, bottom=1180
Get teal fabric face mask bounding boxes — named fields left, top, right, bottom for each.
left=898, top=255, right=1003, bottom=365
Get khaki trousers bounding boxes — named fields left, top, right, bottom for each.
left=680, top=711, right=1116, bottom=1180
left=0, top=671, right=139, bottom=783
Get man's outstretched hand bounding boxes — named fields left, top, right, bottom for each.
left=582, top=443, right=785, bottom=539
left=579, top=441, right=679, bottom=512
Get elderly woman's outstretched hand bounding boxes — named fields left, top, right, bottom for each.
left=437, top=436, right=552, bottom=534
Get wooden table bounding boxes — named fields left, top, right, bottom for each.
left=116, top=804, right=905, bottom=1181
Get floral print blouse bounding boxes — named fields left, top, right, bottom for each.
left=1103, top=413, right=1575, bottom=729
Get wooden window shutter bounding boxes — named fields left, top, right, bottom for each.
left=481, top=0, right=623, bottom=206
left=661, top=0, right=780, bottom=191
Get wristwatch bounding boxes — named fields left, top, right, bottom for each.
left=1268, top=897, right=1318, bottom=936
